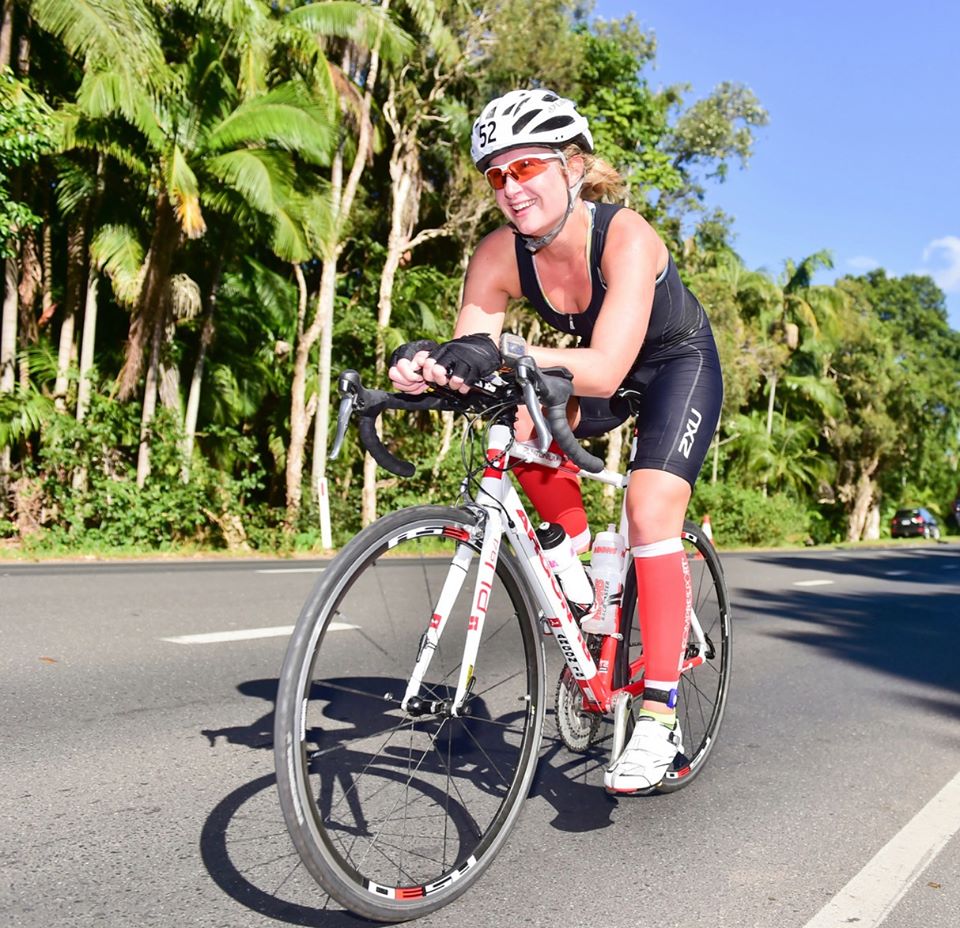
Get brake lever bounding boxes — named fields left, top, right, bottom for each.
left=516, top=358, right=552, bottom=453
left=330, top=370, right=361, bottom=460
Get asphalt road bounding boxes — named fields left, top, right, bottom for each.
left=2, top=542, right=959, bottom=928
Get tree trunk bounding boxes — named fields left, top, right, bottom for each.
left=290, top=28, right=385, bottom=532
left=41, top=215, right=53, bottom=323
left=117, top=192, right=180, bottom=401
left=429, top=411, right=456, bottom=482
left=765, top=372, right=777, bottom=436
left=54, top=221, right=86, bottom=409
left=16, top=229, right=40, bottom=388
left=285, top=288, right=323, bottom=529
left=181, top=258, right=223, bottom=480
left=1, top=256, right=17, bottom=491
left=362, top=106, right=423, bottom=526
left=0, top=0, right=14, bottom=70
left=845, top=457, right=878, bottom=542
left=75, top=270, right=99, bottom=423
left=136, top=315, right=165, bottom=487
left=2, top=256, right=18, bottom=394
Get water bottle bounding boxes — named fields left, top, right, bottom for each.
left=580, top=525, right=626, bottom=635
left=535, top=522, right=593, bottom=610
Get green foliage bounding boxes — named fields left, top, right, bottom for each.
left=0, top=69, right=58, bottom=253
left=30, top=393, right=268, bottom=550
left=5, top=0, right=957, bottom=557
left=688, top=482, right=812, bottom=548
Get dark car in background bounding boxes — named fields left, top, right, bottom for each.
left=890, top=507, right=941, bottom=540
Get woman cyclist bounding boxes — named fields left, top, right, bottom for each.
left=389, top=89, right=723, bottom=794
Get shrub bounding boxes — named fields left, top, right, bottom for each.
left=687, top=482, right=812, bottom=547
left=26, top=395, right=267, bottom=551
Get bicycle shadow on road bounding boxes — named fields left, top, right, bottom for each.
left=200, top=770, right=377, bottom=928
left=199, top=676, right=631, bottom=924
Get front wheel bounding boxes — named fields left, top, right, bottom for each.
left=274, top=505, right=545, bottom=922
left=614, top=519, right=732, bottom=793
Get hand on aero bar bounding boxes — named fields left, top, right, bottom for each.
left=388, top=339, right=440, bottom=395
left=420, top=334, right=502, bottom=394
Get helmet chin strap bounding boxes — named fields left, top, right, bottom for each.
left=514, top=176, right=585, bottom=254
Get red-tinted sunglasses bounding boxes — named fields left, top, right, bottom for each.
left=483, top=153, right=565, bottom=190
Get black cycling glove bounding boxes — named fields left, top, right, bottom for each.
left=430, top=333, right=502, bottom=384
left=389, top=339, right=440, bottom=369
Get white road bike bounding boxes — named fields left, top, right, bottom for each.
left=274, top=354, right=732, bottom=921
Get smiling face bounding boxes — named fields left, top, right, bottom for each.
left=487, top=145, right=573, bottom=236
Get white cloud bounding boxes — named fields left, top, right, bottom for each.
left=846, top=255, right=881, bottom=272
left=921, top=236, right=960, bottom=292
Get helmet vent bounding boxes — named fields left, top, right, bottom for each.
left=538, top=115, right=575, bottom=133
left=512, top=109, right=541, bottom=134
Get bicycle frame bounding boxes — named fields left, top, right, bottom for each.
left=400, top=420, right=712, bottom=724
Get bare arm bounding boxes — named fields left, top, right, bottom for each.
left=418, top=228, right=519, bottom=390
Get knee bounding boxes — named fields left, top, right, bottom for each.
left=626, top=477, right=691, bottom=547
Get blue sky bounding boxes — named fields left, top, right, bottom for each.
left=593, top=0, right=960, bottom=330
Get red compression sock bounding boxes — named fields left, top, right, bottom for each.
left=632, top=538, right=691, bottom=703
left=512, top=442, right=589, bottom=551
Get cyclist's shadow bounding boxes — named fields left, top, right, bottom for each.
left=199, top=676, right=620, bottom=924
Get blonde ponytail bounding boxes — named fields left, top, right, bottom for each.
left=562, top=143, right=626, bottom=202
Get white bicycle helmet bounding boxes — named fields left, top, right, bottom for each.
left=470, top=89, right=593, bottom=169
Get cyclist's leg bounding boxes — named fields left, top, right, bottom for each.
left=274, top=505, right=545, bottom=921
left=627, top=469, right=693, bottom=717
left=614, top=521, right=731, bottom=792
left=622, top=335, right=723, bottom=720
left=606, top=338, right=722, bottom=792
left=511, top=398, right=590, bottom=550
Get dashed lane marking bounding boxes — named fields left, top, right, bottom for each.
left=802, top=767, right=960, bottom=928
left=161, top=622, right=357, bottom=644
left=793, top=579, right=835, bottom=587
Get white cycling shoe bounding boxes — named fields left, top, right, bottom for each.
left=604, top=715, right=683, bottom=794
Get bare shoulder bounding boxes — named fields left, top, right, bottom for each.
left=605, top=206, right=669, bottom=274
left=466, top=225, right=521, bottom=299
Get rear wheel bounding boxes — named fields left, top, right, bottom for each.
left=274, top=505, right=545, bottom=921
left=615, top=519, right=732, bottom=792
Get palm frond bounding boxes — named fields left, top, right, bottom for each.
left=90, top=223, right=145, bottom=306
left=29, top=0, right=165, bottom=77
left=0, top=385, right=58, bottom=448
left=283, top=2, right=414, bottom=65
left=271, top=205, right=312, bottom=264
left=53, top=155, right=97, bottom=215
left=166, top=146, right=207, bottom=238
left=203, top=149, right=297, bottom=216
left=203, top=84, right=335, bottom=164
left=782, top=374, right=845, bottom=420
left=397, top=0, right=460, bottom=66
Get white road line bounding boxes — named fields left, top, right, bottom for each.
left=256, top=567, right=327, bottom=574
left=884, top=570, right=909, bottom=576
left=802, top=768, right=960, bottom=928
left=793, top=579, right=835, bottom=587
left=161, top=622, right=356, bottom=644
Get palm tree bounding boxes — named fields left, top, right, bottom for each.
left=34, top=2, right=348, bottom=484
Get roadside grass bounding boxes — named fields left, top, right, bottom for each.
left=1, top=531, right=955, bottom=563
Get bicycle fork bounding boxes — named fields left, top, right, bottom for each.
left=399, top=509, right=503, bottom=718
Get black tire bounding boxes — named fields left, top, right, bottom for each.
left=274, top=505, right=546, bottom=922
left=614, top=519, right=732, bottom=793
